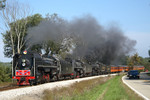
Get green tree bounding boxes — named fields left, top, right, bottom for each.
left=127, top=53, right=141, bottom=70
left=43, top=40, right=61, bottom=55
left=2, top=14, right=43, bottom=57
left=140, top=57, right=150, bottom=71
left=0, top=1, right=31, bottom=56
left=30, top=13, right=73, bottom=58
left=0, top=0, right=6, bottom=10
left=0, top=62, right=11, bottom=82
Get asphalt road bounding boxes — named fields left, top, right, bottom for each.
left=123, top=72, right=150, bottom=100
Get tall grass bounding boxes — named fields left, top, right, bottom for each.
left=43, top=76, right=112, bottom=100
left=43, top=75, right=144, bottom=100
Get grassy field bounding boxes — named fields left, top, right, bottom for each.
left=43, top=75, right=144, bottom=100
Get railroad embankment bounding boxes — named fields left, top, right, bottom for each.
left=0, top=74, right=114, bottom=100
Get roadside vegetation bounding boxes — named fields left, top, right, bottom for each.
left=140, top=57, right=150, bottom=71
left=126, top=53, right=150, bottom=71
left=43, top=75, right=144, bottom=100
left=0, top=62, right=11, bottom=83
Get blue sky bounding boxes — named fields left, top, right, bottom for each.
left=0, top=0, right=150, bottom=62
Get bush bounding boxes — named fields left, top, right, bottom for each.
left=0, top=62, right=12, bottom=83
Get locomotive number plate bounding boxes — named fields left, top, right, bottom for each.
left=16, top=70, right=31, bottom=76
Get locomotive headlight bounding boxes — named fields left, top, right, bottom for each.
left=22, top=63, right=26, bottom=66
left=22, top=59, right=26, bottom=63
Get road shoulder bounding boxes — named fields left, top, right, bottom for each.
left=122, top=75, right=149, bottom=100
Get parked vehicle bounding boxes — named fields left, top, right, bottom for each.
left=127, top=70, right=140, bottom=79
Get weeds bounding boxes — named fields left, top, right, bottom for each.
left=43, top=77, right=112, bottom=100
left=42, top=75, right=144, bottom=100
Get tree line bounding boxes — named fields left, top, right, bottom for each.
left=125, top=53, right=150, bottom=71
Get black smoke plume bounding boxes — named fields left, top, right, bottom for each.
left=26, top=14, right=136, bottom=64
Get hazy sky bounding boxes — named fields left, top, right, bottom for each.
left=0, top=0, right=150, bottom=62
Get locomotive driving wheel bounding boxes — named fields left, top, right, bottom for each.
left=53, top=75, right=57, bottom=81
left=51, top=74, right=59, bottom=81
left=76, top=72, right=80, bottom=78
left=29, top=80, right=34, bottom=86
left=80, top=69, right=84, bottom=77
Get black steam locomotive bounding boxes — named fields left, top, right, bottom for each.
left=12, top=51, right=61, bottom=85
left=12, top=50, right=109, bottom=86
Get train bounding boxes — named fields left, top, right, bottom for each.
left=110, top=65, right=144, bottom=73
left=12, top=50, right=144, bottom=86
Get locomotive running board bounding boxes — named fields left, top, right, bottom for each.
left=38, top=65, right=58, bottom=68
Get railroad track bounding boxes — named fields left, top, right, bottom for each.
left=0, top=78, right=71, bottom=92
left=0, top=73, right=119, bottom=92
left=0, top=83, right=28, bottom=91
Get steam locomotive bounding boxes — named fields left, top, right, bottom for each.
left=12, top=50, right=95, bottom=85
left=12, top=50, right=144, bottom=86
